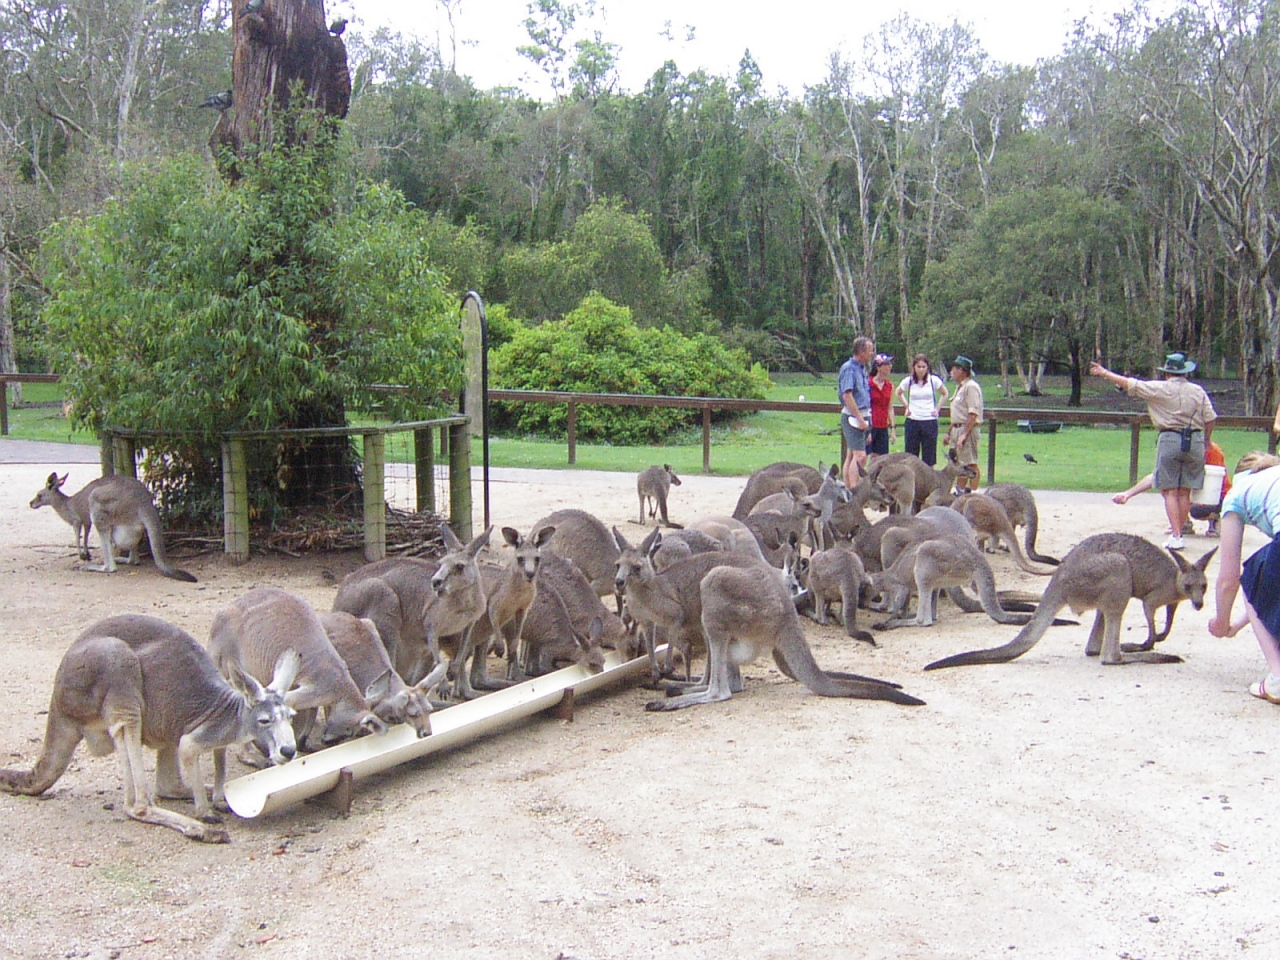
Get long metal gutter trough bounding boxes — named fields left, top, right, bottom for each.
left=224, top=649, right=652, bottom=819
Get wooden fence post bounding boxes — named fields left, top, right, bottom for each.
left=449, top=420, right=473, bottom=542
left=567, top=401, right=577, bottom=465
left=986, top=415, right=997, bottom=484
left=222, top=439, right=250, bottom=563
left=1129, top=420, right=1142, bottom=487
left=100, top=437, right=115, bottom=476
left=362, top=432, right=386, bottom=562
left=702, top=405, right=712, bottom=473
left=113, top=437, right=137, bottom=479
left=414, top=427, right=436, bottom=514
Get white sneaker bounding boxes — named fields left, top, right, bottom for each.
left=1164, top=536, right=1185, bottom=550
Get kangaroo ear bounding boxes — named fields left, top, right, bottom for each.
left=1193, top=546, right=1219, bottom=571
left=612, top=526, right=631, bottom=553
left=226, top=659, right=267, bottom=701
left=588, top=615, right=603, bottom=643
left=642, top=527, right=662, bottom=558
left=267, top=649, right=300, bottom=696
left=532, top=524, right=556, bottom=548
left=1167, top=548, right=1193, bottom=571
left=440, top=523, right=463, bottom=552
left=827, top=462, right=838, bottom=478
left=364, top=669, right=394, bottom=703
left=501, top=526, right=521, bottom=547
left=465, top=525, right=493, bottom=557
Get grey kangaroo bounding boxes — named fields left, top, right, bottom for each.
left=209, top=587, right=388, bottom=748
left=803, top=540, right=875, bottom=644
left=732, top=462, right=823, bottom=520
left=982, top=482, right=1059, bottom=565
left=950, top=493, right=1056, bottom=575
left=636, top=464, right=683, bottom=528
left=30, top=472, right=197, bottom=582
left=926, top=535, right=1217, bottom=670
left=0, top=615, right=297, bottom=843
left=531, top=509, right=621, bottom=613
left=646, top=562, right=925, bottom=711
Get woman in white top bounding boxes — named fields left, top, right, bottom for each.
left=896, top=353, right=948, bottom=466
left=1208, top=452, right=1280, bottom=703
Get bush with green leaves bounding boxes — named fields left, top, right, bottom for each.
left=491, top=292, right=770, bottom=443
left=40, top=144, right=463, bottom=442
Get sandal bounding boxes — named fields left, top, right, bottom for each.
left=1249, top=677, right=1280, bottom=704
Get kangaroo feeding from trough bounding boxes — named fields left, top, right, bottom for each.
left=0, top=615, right=298, bottom=843
left=30, top=472, right=198, bottom=582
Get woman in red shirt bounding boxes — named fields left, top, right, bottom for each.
left=868, top=353, right=896, bottom=458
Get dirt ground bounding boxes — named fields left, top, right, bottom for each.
left=0, top=442, right=1277, bottom=960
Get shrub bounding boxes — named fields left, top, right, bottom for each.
left=490, top=292, right=771, bottom=443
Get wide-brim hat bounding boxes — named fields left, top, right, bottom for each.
left=1157, top=352, right=1197, bottom=375
left=950, top=355, right=974, bottom=373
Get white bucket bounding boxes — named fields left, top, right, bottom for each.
left=1194, top=463, right=1226, bottom=505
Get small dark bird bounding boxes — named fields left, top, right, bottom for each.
left=329, top=17, right=347, bottom=35
left=1023, top=453, right=1039, bottom=464
left=242, top=0, right=264, bottom=13
left=198, top=90, right=233, bottom=111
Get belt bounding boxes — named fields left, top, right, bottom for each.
left=1159, top=428, right=1201, bottom=433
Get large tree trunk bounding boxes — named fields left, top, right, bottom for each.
left=209, top=0, right=350, bottom=164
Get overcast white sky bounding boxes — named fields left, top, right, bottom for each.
left=335, top=0, right=1150, bottom=95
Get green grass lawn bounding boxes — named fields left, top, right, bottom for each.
left=6, top=376, right=1271, bottom=493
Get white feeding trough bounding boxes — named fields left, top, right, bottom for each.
left=224, top=648, right=654, bottom=819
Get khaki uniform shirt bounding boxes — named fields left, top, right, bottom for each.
left=949, top=378, right=984, bottom=427
left=1126, top=377, right=1217, bottom=431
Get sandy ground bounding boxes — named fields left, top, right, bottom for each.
left=0, top=440, right=1277, bottom=960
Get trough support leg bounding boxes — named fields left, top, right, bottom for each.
left=321, top=768, right=355, bottom=818
left=552, top=688, right=575, bottom=722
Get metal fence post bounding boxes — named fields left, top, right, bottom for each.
left=986, top=415, right=997, bottom=484
left=222, top=439, right=250, bottom=563
left=362, top=432, right=386, bottom=562
left=449, top=420, right=473, bottom=542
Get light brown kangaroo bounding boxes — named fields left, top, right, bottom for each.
left=867, top=453, right=974, bottom=516
left=982, top=482, right=1060, bottom=565
left=30, top=472, right=197, bottom=582
left=210, top=587, right=388, bottom=749
left=950, top=493, right=1056, bottom=575
left=646, top=563, right=925, bottom=711
left=319, top=611, right=445, bottom=738
left=687, top=515, right=769, bottom=563
left=332, top=524, right=493, bottom=692
left=926, top=535, right=1217, bottom=669
left=531, top=509, right=621, bottom=613
left=0, top=615, right=297, bottom=843
left=637, top=464, right=683, bottom=528
left=651, top=527, right=724, bottom=571
left=467, top=525, right=555, bottom=690
left=803, top=540, right=875, bottom=644
left=732, top=462, right=822, bottom=520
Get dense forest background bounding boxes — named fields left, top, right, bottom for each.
left=2, top=0, right=1279, bottom=411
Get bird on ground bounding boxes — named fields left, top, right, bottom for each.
left=198, top=90, right=233, bottom=111
left=242, top=0, right=264, bottom=13
left=329, top=17, right=347, bottom=35
left=1023, top=453, right=1039, bottom=464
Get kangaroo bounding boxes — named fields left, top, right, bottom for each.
left=520, top=595, right=608, bottom=677
left=925, top=535, right=1218, bottom=670
left=636, top=464, right=683, bottom=528
left=531, top=509, right=621, bottom=613
left=867, top=535, right=1037, bottom=630
left=30, top=472, right=197, bottom=582
left=950, top=493, right=1055, bottom=575
left=0, top=615, right=297, bottom=843
left=651, top=527, right=724, bottom=571
left=743, top=509, right=810, bottom=565
left=732, top=462, right=823, bottom=520
left=319, top=611, right=446, bottom=738
left=796, top=463, right=853, bottom=551
left=522, top=552, right=629, bottom=658
left=646, top=563, right=925, bottom=710
left=982, top=482, right=1059, bottom=565
left=826, top=478, right=879, bottom=543
left=209, top=587, right=388, bottom=748
left=467, top=525, right=555, bottom=689
left=867, top=453, right=974, bottom=516
left=686, top=515, right=768, bottom=563
left=332, top=524, right=492, bottom=691
left=749, top=487, right=806, bottom=518
left=803, top=541, right=875, bottom=644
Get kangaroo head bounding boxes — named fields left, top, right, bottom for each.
left=612, top=527, right=649, bottom=593
left=431, top=525, right=493, bottom=596
left=576, top=616, right=607, bottom=673
left=1170, top=546, right=1218, bottom=610
left=365, top=668, right=436, bottom=738
left=29, top=472, right=69, bottom=510
left=504, top=525, right=553, bottom=583
left=228, top=651, right=299, bottom=765
left=664, top=464, right=681, bottom=486
left=320, top=700, right=389, bottom=746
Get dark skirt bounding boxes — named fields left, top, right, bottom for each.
left=1241, top=536, right=1280, bottom=639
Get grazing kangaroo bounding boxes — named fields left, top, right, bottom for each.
left=981, top=482, right=1059, bottom=565
left=467, top=525, right=555, bottom=689
left=319, top=611, right=445, bottom=738
left=803, top=541, right=875, bottom=644
left=30, top=472, right=197, bottom=582
left=210, top=587, right=388, bottom=748
left=0, top=615, right=297, bottom=843
left=332, top=525, right=492, bottom=691
left=646, top=563, right=925, bottom=710
left=950, top=493, right=1055, bottom=575
left=636, top=464, right=683, bottom=528
left=531, top=509, right=621, bottom=613
left=925, top=535, right=1217, bottom=670
left=732, top=462, right=823, bottom=520
left=867, top=453, right=974, bottom=516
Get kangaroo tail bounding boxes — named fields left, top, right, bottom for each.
left=142, top=507, right=197, bottom=582
left=924, top=600, right=1062, bottom=670
left=1024, top=515, right=1060, bottom=565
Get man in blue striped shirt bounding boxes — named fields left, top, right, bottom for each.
left=838, top=335, right=875, bottom=487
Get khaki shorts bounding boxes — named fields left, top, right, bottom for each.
left=948, top=424, right=980, bottom=467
